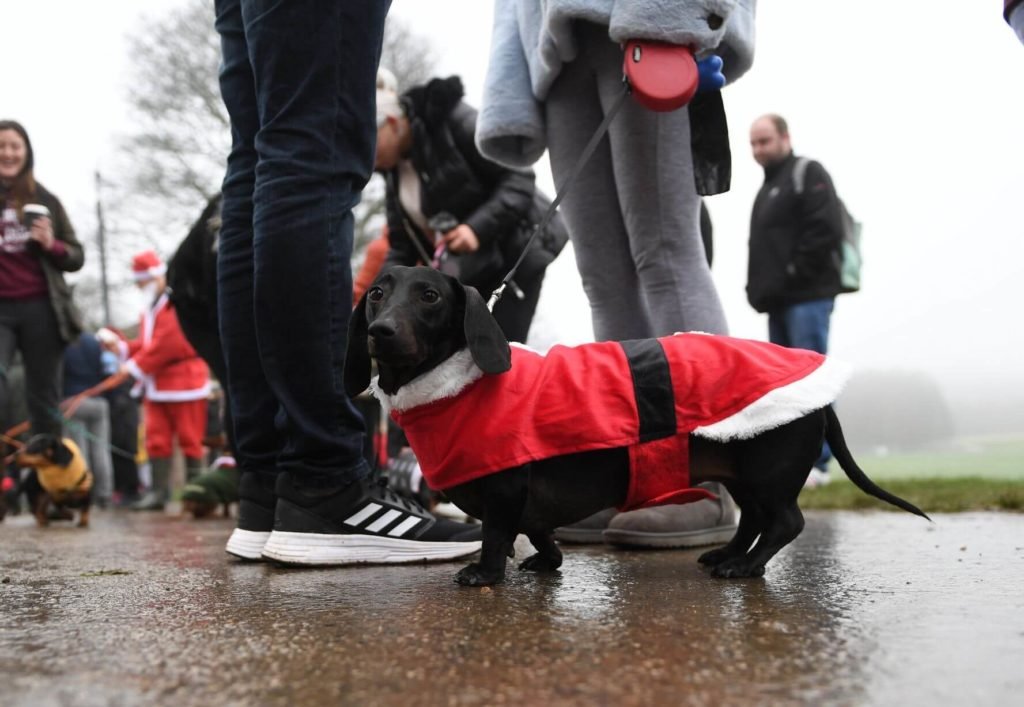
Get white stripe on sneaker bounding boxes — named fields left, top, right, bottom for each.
left=344, top=502, right=382, bottom=527
left=388, top=515, right=422, bottom=538
left=366, top=508, right=402, bottom=533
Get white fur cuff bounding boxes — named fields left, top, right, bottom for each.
left=371, top=348, right=483, bottom=414
left=693, top=356, right=853, bottom=442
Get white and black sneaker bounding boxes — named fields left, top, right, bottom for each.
left=225, top=470, right=277, bottom=561
left=261, top=472, right=481, bottom=566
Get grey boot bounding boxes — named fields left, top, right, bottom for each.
left=553, top=508, right=619, bottom=544
left=602, top=483, right=739, bottom=548
left=131, top=457, right=171, bottom=511
left=185, top=457, right=204, bottom=483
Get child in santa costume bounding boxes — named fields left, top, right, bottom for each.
left=104, top=250, right=209, bottom=510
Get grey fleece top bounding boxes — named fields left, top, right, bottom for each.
left=476, top=0, right=757, bottom=168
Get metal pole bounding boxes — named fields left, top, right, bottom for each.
left=95, top=171, right=111, bottom=324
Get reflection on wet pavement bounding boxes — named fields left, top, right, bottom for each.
left=1, top=511, right=1021, bottom=705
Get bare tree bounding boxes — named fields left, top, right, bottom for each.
left=83, top=0, right=438, bottom=326
left=380, top=17, right=439, bottom=97
left=122, top=0, right=227, bottom=210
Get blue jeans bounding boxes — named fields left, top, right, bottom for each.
left=767, top=298, right=834, bottom=354
left=768, top=298, right=834, bottom=470
left=214, top=0, right=389, bottom=482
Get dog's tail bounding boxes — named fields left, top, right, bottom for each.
left=825, top=406, right=931, bottom=521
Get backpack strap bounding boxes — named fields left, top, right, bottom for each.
left=791, top=156, right=811, bottom=195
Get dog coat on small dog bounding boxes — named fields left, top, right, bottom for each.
left=375, top=333, right=851, bottom=511
left=30, top=438, right=92, bottom=498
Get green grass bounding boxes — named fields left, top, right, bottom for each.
left=801, top=436, right=1024, bottom=512
left=846, top=437, right=1024, bottom=481
left=800, top=477, right=1024, bottom=513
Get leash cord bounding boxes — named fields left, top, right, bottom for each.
left=487, top=80, right=631, bottom=311
left=2, top=371, right=138, bottom=462
left=387, top=172, right=437, bottom=267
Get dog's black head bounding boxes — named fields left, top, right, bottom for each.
left=345, top=266, right=511, bottom=396
left=17, top=434, right=74, bottom=468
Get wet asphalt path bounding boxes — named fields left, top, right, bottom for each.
left=1, top=510, right=1022, bottom=706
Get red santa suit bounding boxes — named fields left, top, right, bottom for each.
left=376, top=334, right=851, bottom=511
left=122, top=290, right=210, bottom=459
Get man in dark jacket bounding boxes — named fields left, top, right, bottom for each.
left=747, top=113, right=844, bottom=482
left=374, top=75, right=566, bottom=343
left=62, top=332, right=114, bottom=506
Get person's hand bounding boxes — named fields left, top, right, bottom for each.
left=28, top=215, right=55, bottom=251
left=443, top=224, right=480, bottom=253
left=696, top=54, right=725, bottom=92
left=96, top=328, right=120, bottom=351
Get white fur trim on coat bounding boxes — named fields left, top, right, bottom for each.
left=145, top=383, right=211, bottom=403
left=371, top=349, right=483, bottom=415
left=132, top=263, right=167, bottom=281
left=693, top=356, right=852, bottom=442
left=124, top=359, right=211, bottom=403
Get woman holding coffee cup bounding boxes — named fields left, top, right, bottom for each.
left=0, top=119, right=85, bottom=438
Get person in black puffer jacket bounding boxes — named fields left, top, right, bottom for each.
left=374, top=75, right=567, bottom=343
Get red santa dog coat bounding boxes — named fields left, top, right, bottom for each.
left=378, top=333, right=851, bottom=511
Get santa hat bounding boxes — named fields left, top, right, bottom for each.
left=131, top=250, right=166, bottom=282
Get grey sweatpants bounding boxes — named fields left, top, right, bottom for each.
left=544, top=22, right=728, bottom=341
left=66, top=396, right=113, bottom=502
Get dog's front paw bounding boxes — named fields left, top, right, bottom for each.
left=710, top=558, right=766, bottom=579
left=455, top=562, right=504, bottom=586
left=518, top=552, right=562, bottom=573
left=697, top=547, right=732, bottom=566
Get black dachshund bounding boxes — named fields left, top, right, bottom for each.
left=345, top=266, right=929, bottom=586
left=16, top=434, right=93, bottom=528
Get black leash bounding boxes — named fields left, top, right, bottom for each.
left=486, top=80, right=632, bottom=311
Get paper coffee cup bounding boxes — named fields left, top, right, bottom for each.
left=22, top=203, right=50, bottom=229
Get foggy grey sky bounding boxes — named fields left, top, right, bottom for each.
left=6, top=0, right=1024, bottom=416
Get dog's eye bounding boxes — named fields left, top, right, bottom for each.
left=367, top=287, right=384, bottom=302
left=421, top=289, right=440, bottom=303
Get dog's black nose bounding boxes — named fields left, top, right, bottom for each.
left=368, top=320, right=397, bottom=339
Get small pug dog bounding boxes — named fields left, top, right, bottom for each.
left=16, top=434, right=93, bottom=528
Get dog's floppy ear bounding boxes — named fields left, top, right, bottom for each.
left=344, top=291, right=373, bottom=397
left=461, top=282, right=511, bottom=374
left=52, top=438, right=74, bottom=467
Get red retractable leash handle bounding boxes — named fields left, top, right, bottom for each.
left=623, top=39, right=700, bottom=112
left=487, top=40, right=700, bottom=311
